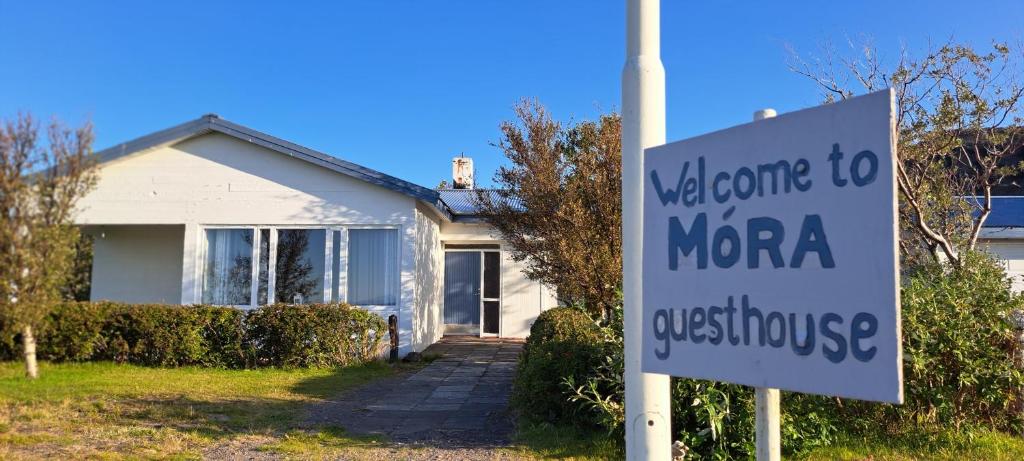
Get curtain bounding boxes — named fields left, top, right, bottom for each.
left=202, top=229, right=253, bottom=305
left=347, top=229, right=399, bottom=305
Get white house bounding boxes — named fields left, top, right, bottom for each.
left=74, top=114, right=558, bottom=356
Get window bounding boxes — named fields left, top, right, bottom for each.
left=199, top=226, right=399, bottom=308
left=202, top=229, right=253, bottom=306
left=347, top=229, right=399, bottom=305
left=275, top=229, right=326, bottom=304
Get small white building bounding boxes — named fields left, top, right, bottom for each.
left=74, top=114, right=558, bottom=356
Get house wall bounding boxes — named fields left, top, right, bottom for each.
left=76, top=133, right=419, bottom=356
left=439, top=221, right=559, bottom=338
left=981, top=239, right=1024, bottom=292
left=88, top=225, right=184, bottom=304
left=413, top=203, right=445, bottom=350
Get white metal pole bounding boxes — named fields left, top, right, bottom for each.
left=623, top=0, right=671, bottom=459
left=752, top=108, right=781, bottom=461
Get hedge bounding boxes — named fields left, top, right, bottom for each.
left=0, top=302, right=388, bottom=368
left=511, top=306, right=605, bottom=425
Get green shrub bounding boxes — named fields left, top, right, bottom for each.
left=561, top=251, right=1024, bottom=459
left=38, top=302, right=116, bottom=361
left=245, top=303, right=387, bottom=367
left=512, top=307, right=605, bottom=425
left=105, top=304, right=247, bottom=367
left=889, top=251, right=1024, bottom=431
left=1, top=301, right=386, bottom=369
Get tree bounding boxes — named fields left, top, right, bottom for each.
left=0, top=114, right=96, bottom=378
left=789, top=40, right=1024, bottom=267
left=476, top=100, right=622, bottom=319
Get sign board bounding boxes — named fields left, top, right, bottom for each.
left=641, top=89, right=902, bottom=403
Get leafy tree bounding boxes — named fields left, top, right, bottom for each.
left=476, top=100, right=622, bottom=319
left=0, top=113, right=96, bottom=378
left=789, top=40, right=1024, bottom=267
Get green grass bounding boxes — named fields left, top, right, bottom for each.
left=0, top=361, right=391, bottom=402
left=4, top=361, right=1021, bottom=460
left=512, top=422, right=622, bottom=460
left=0, top=361, right=400, bottom=459
left=799, top=428, right=1024, bottom=461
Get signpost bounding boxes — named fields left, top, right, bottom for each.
left=639, top=89, right=902, bottom=459
left=624, top=2, right=901, bottom=459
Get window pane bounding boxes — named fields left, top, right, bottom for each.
left=331, top=230, right=342, bottom=303
left=202, top=229, right=253, bottom=305
left=483, top=252, right=500, bottom=299
left=483, top=300, right=500, bottom=334
left=275, top=229, right=326, bottom=304
left=257, top=229, right=270, bottom=305
left=348, top=229, right=399, bottom=305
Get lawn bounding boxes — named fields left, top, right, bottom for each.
left=2, top=362, right=1020, bottom=460
left=0, top=361, right=402, bottom=459
left=798, top=429, right=1024, bottom=461
left=0, top=361, right=621, bottom=460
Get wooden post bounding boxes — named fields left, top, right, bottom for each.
left=752, top=108, right=780, bottom=461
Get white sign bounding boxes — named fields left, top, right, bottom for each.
left=641, top=89, right=902, bottom=403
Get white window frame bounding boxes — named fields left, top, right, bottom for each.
left=197, top=224, right=401, bottom=311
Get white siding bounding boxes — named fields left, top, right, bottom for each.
left=89, top=225, right=184, bottom=304
left=982, top=240, right=1024, bottom=292
left=77, top=133, right=416, bottom=226
left=413, top=203, right=445, bottom=351
left=500, top=252, right=559, bottom=337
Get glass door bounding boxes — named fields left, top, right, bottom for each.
left=481, top=251, right=500, bottom=336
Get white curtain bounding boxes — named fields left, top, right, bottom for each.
left=347, top=229, right=399, bottom=305
left=202, top=229, right=252, bottom=305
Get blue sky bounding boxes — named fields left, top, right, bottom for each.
left=1, top=1, right=1021, bottom=188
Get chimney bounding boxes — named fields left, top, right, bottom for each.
left=452, top=155, right=474, bottom=189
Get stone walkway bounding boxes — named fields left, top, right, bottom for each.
left=307, top=337, right=524, bottom=448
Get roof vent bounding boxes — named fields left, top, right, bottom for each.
left=452, top=155, right=474, bottom=189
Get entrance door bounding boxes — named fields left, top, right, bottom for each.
left=443, top=250, right=501, bottom=336
left=444, top=252, right=481, bottom=332
left=481, top=251, right=500, bottom=335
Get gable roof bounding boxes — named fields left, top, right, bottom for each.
left=95, top=114, right=453, bottom=220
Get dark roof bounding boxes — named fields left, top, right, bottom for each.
left=983, top=196, right=1024, bottom=228
left=94, top=114, right=452, bottom=221
left=438, top=189, right=522, bottom=222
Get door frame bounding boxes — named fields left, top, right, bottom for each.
left=443, top=248, right=502, bottom=338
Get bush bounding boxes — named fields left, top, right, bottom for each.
left=512, top=307, right=605, bottom=425
left=105, top=304, right=248, bottom=367
left=548, top=251, right=1024, bottom=459
left=1, top=301, right=387, bottom=369
left=246, top=303, right=387, bottom=367
left=887, top=251, right=1024, bottom=431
